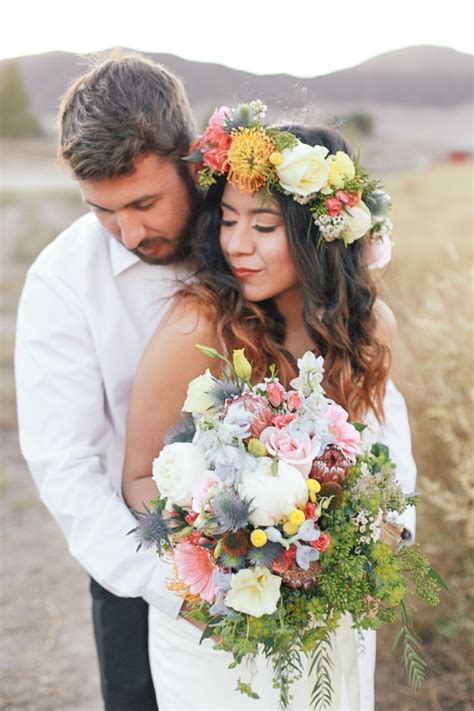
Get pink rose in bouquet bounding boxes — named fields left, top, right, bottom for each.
left=267, top=381, right=286, bottom=407
left=260, top=426, right=320, bottom=476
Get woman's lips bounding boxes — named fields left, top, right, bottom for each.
left=232, top=267, right=261, bottom=280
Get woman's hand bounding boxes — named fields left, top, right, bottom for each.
left=380, top=521, right=402, bottom=551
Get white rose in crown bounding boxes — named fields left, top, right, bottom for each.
left=182, top=368, right=215, bottom=414
left=225, top=566, right=282, bottom=617
left=342, top=201, right=372, bottom=243
left=276, top=143, right=330, bottom=197
left=152, top=442, right=208, bottom=509
left=237, top=457, right=308, bottom=527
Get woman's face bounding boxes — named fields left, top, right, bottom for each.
left=219, top=184, right=300, bottom=302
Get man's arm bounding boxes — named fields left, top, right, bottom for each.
left=15, top=267, right=181, bottom=616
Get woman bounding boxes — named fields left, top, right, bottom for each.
left=122, top=103, right=416, bottom=709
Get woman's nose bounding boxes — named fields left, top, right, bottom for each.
left=225, top=222, right=255, bottom=255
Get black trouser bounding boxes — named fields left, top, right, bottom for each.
left=90, top=578, right=158, bottom=711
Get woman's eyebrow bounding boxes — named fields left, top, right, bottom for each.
left=221, top=201, right=282, bottom=216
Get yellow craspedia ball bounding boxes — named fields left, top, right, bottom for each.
left=269, top=151, right=283, bottom=166
left=250, top=529, right=267, bottom=548
left=307, top=479, right=321, bottom=493
left=283, top=521, right=299, bottom=536
left=289, top=509, right=305, bottom=526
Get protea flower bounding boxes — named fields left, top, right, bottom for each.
left=224, top=392, right=273, bottom=438
left=281, top=560, right=321, bottom=590
left=310, top=445, right=350, bottom=484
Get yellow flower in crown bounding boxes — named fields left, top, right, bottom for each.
left=327, top=151, right=356, bottom=189
left=227, top=127, right=276, bottom=192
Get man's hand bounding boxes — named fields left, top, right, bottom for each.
left=179, top=601, right=220, bottom=642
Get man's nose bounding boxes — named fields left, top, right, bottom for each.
left=116, top=211, right=147, bottom=250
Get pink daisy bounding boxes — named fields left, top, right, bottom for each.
left=174, top=543, right=217, bottom=603
left=327, top=403, right=360, bottom=458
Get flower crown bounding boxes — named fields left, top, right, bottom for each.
left=187, top=100, right=393, bottom=261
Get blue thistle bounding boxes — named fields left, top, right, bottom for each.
left=128, top=504, right=171, bottom=554
left=247, top=542, right=283, bottom=570
left=218, top=551, right=247, bottom=571
left=164, top=415, right=196, bottom=445
left=208, top=380, right=242, bottom=408
left=212, top=489, right=252, bottom=532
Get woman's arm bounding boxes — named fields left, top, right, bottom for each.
left=122, top=298, right=220, bottom=512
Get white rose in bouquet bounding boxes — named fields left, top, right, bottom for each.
left=152, top=442, right=208, bottom=509
left=225, top=566, right=282, bottom=617
left=237, top=457, right=308, bottom=527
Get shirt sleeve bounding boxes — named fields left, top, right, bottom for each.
left=15, top=267, right=181, bottom=617
left=378, top=379, right=417, bottom=541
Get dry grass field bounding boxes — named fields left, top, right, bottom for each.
left=1, top=157, right=473, bottom=709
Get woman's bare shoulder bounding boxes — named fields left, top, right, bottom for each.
left=140, top=296, right=220, bottom=381
left=374, top=298, right=397, bottom=352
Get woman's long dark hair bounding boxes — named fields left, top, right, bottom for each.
left=179, top=125, right=389, bottom=421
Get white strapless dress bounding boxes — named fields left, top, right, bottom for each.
left=148, top=380, right=417, bottom=711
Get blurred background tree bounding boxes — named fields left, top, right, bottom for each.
left=0, top=60, right=42, bottom=137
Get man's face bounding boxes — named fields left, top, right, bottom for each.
left=79, top=153, right=195, bottom=264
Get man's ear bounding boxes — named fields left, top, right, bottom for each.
left=186, top=137, right=203, bottom=184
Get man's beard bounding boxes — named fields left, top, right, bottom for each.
left=131, top=175, right=200, bottom=266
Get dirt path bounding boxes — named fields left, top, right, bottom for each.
left=1, top=431, right=102, bottom=710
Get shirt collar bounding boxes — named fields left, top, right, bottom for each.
left=108, top=234, right=141, bottom=276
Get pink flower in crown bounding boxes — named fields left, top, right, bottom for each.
left=191, top=471, right=220, bottom=514
left=287, top=391, right=302, bottom=412
left=260, top=426, right=321, bottom=476
left=326, top=197, right=342, bottom=216
left=362, top=234, right=393, bottom=270
left=267, top=381, right=286, bottom=407
left=327, top=403, right=360, bottom=458
left=336, top=190, right=358, bottom=207
left=272, top=413, right=296, bottom=429
left=174, top=543, right=217, bottom=603
left=224, top=392, right=273, bottom=438
left=202, top=107, right=232, bottom=149
left=202, top=146, right=230, bottom=172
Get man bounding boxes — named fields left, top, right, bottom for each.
left=15, top=51, right=200, bottom=711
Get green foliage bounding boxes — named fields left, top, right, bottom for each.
left=309, top=634, right=334, bottom=710
left=236, top=679, right=260, bottom=699
left=393, top=600, right=427, bottom=690
left=0, top=60, right=42, bottom=137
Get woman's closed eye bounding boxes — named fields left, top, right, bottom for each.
left=220, top=218, right=237, bottom=227
left=254, top=224, right=277, bottom=233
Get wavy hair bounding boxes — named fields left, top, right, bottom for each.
left=180, top=125, right=390, bottom=421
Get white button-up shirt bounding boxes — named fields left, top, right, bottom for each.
left=15, top=212, right=189, bottom=618
left=15, top=212, right=416, bottom=620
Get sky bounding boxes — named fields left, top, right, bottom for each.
left=1, top=0, right=472, bottom=76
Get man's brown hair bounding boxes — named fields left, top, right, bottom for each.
left=58, top=50, right=196, bottom=180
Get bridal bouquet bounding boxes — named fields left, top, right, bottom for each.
left=131, top=346, right=443, bottom=710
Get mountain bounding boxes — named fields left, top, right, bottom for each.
left=5, top=45, right=473, bottom=125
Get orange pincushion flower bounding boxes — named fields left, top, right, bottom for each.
left=227, top=127, right=276, bottom=192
